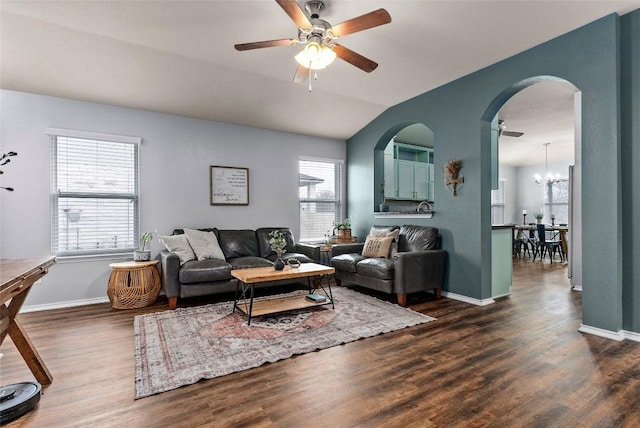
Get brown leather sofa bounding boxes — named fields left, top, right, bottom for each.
left=159, top=227, right=319, bottom=309
left=330, top=225, right=446, bottom=306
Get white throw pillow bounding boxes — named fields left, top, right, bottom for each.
left=183, top=228, right=226, bottom=261
left=159, top=234, right=196, bottom=265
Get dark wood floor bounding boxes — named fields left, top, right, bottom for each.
left=2, top=258, right=640, bottom=427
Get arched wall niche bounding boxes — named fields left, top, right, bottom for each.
left=373, top=122, right=435, bottom=211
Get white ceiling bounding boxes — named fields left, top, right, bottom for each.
left=2, top=1, right=638, bottom=165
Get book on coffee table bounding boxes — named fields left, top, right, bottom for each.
left=306, top=293, right=327, bottom=303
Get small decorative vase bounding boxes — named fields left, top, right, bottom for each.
left=536, top=218, right=542, bottom=224
left=274, top=258, right=285, bottom=270
left=133, top=250, right=151, bottom=262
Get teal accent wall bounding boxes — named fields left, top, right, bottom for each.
left=347, top=12, right=639, bottom=334
left=622, top=10, right=640, bottom=333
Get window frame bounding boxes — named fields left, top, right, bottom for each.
left=491, top=178, right=506, bottom=224
left=544, top=178, right=569, bottom=225
left=298, top=156, right=345, bottom=243
left=48, top=127, right=141, bottom=258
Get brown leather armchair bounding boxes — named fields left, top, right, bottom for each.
left=330, top=225, right=446, bottom=306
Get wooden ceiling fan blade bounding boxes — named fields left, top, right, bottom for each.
left=330, top=9, right=391, bottom=37
left=333, top=44, right=378, bottom=73
left=234, top=39, right=297, bottom=51
left=502, top=131, right=524, bottom=137
left=276, top=0, right=312, bottom=29
left=293, top=64, right=309, bottom=83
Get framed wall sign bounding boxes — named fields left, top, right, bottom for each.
left=210, top=166, right=249, bottom=205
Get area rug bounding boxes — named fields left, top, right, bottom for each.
left=134, top=287, right=436, bottom=398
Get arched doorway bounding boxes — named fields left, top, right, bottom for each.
left=482, top=76, right=583, bottom=298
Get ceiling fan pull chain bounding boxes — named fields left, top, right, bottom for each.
left=308, top=64, right=313, bottom=92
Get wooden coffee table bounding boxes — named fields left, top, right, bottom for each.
left=231, top=262, right=335, bottom=325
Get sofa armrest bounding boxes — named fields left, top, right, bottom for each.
left=331, top=243, right=365, bottom=257
left=294, top=243, right=321, bottom=263
left=160, top=250, right=181, bottom=298
left=393, top=250, right=447, bottom=295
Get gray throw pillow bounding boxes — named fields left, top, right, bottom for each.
left=159, top=234, right=196, bottom=265
left=183, top=228, right=225, bottom=261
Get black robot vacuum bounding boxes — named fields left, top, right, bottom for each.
left=0, top=382, right=42, bottom=424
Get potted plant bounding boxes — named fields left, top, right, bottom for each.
left=335, top=218, right=351, bottom=240
left=268, top=230, right=287, bottom=270
left=134, top=232, right=153, bottom=261
left=534, top=212, right=544, bottom=224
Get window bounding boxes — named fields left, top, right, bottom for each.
left=49, top=128, right=140, bottom=256
left=544, top=179, right=569, bottom=224
left=299, top=157, right=343, bottom=242
left=491, top=178, right=506, bottom=224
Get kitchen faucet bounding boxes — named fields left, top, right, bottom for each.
left=417, top=201, right=433, bottom=212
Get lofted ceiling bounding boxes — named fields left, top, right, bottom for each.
left=1, top=1, right=638, bottom=166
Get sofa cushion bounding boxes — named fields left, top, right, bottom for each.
left=218, top=230, right=260, bottom=259
left=255, top=227, right=296, bottom=258
left=330, top=253, right=366, bottom=273
left=179, top=259, right=232, bottom=284
left=159, top=234, right=196, bottom=265
left=228, top=256, right=274, bottom=270
left=398, top=225, right=439, bottom=252
left=184, top=228, right=225, bottom=261
left=362, top=235, right=393, bottom=258
left=356, top=257, right=395, bottom=280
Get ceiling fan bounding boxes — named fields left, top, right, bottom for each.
left=498, top=120, right=524, bottom=138
left=234, top=0, right=391, bottom=84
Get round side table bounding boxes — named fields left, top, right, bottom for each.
left=107, top=260, right=160, bottom=309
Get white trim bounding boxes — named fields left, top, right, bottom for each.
left=299, top=154, right=344, bottom=164
left=442, top=291, right=495, bottom=306
left=578, top=324, right=624, bottom=341
left=374, top=213, right=433, bottom=219
left=20, top=297, right=110, bottom=313
left=46, top=127, right=141, bottom=145
left=623, top=330, right=640, bottom=342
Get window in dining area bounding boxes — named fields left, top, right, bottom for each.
left=491, top=178, right=506, bottom=224
left=544, top=179, right=569, bottom=224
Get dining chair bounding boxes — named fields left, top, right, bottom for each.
left=533, top=223, right=564, bottom=263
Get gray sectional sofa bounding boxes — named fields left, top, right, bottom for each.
left=159, top=227, right=319, bottom=309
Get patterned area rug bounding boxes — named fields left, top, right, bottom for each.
left=134, top=287, right=436, bottom=399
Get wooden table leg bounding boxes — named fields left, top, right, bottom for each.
left=1, top=279, right=53, bottom=385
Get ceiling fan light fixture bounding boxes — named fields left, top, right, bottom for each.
left=295, top=42, right=336, bottom=70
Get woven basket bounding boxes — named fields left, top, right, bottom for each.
left=107, top=262, right=160, bottom=309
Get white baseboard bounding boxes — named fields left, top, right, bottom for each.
left=20, top=297, right=110, bottom=313
left=578, top=324, right=624, bottom=341
left=623, top=330, right=640, bottom=342
left=442, top=291, right=495, bottom=306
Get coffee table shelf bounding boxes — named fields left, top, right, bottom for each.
left=235, top=293, right=332, bottom=317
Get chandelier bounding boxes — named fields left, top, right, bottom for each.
left=534, top=143, right=561, bottom=185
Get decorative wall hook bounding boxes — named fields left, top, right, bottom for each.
left=444, top=159, right=464, bottom=196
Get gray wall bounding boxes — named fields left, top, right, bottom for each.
left=0, top=90, right=345, bottom=309
left=346, top=13, right=636, bottom=334
left=622, top=10, right=640, bottom=333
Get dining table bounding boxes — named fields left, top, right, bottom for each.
left=513, top=224, right=569, bottom=261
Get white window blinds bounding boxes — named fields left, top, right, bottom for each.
left=299, top=158, right=343, bottom=242
left=49, top=130, right=140, bottom=256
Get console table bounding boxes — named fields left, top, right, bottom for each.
left=1, top=257, right=56, bottom=385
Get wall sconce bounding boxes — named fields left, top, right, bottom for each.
left=444, top=159, right=464, bottom=196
